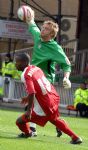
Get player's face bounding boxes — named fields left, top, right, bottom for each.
left=41, top=24, right=52, bottom=40
left=15, top=59, right=25, bottom=71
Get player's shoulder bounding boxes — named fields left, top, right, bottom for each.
left=52, top=40, right=63, bottom=49
left=27, top=65, right=41, bottom=77
left=28, top=21, right=40, bottom=33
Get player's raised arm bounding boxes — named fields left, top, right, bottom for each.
left=17, top=5, right=40, bottom=41
left=17, top=5, right=34, bottom=23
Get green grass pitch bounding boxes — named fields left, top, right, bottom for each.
left=0, top=108, right=88, bottom=150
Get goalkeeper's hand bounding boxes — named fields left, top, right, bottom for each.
left=63, top=77, right=71, bottom=89
left=26, top=9, right=35, bottom=25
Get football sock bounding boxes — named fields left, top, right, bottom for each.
left=16, top=114, right=31, bottom=134
left=52, top=118, right=78, bottom=140
left=16, top=122, right=30, bottom=134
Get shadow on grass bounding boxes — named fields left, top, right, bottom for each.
left=0, top=130, right=65, bottom=145
left=0, top=131, right=84, bottom=148
left=0, top=130, right=18, bottom=139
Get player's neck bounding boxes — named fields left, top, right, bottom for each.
left=41, top=37, right=52, bottom=42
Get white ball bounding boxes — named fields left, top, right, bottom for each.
left=17, top=5, right=34, bottom=22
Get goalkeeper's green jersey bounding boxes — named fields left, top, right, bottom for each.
left=28, top=22, right=71, bottom=83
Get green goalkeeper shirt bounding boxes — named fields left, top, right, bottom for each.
left=28, top=22, right=71, bottom=83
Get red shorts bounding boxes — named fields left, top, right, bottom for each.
left=22, top=109, right=59, bottom=127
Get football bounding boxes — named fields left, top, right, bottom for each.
left=17, top=5, right=34, bottom=22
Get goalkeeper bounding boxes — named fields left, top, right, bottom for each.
left=18, top=6, right=71, bottom=137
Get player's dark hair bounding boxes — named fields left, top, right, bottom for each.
left=16, top=53, right=30, bottom=65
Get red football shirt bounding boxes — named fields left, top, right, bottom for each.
left=22, top=65, right=60, bottom=116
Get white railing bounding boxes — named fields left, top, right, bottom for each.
left=3, top=77, right=27, bottom=102
left=2, top=77, right=80, bottom=107
left=70, top=49, right=88, bottom=76
left=55, top=82, right=80, bottom=106
left=56, top=49, right=88, bottom=79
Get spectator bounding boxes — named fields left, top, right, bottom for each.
left=2, top=53, right=22, bottom=80
left=74, top=82, right=88, bottom=117
left=2, top=53, right=15, bottom=78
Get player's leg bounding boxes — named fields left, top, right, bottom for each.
left=25, top=105, right=37, bottom=136
left=50, top=117, right=82, bottom=144
left=76, top=103, right=87, bottom=117
left=16, top=113, right=33, bottom=138
left=56, top=127, right=62, bottom=137
left=16, top=111, right=48, bottom=138
left=30, top=122, right=37, bottom=136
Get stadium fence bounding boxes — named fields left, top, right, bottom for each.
left=1, top=76, right=80, bottom=107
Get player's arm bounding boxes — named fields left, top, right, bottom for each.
left=52, top=44, right=71, bottom=88
left=24, top=76, right=36, bottom=117
left=26, top=93, right=35, bottom=116
left=26, top=9, right=40, bottom=42
left=64, top=71, right=70, bottom=79
left=56, top=48, right=71, bottom=72
left=21, top=93, right=34, bottom=119
left=17, top=6, right=40, bottom=42
left=28, top=22, right=40, bottom=42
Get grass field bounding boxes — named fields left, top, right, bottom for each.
left=0, top=108, right=88, bottom=150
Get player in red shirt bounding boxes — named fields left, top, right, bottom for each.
left=15, top=53, right=82, bottom=144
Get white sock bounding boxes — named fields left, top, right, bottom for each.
left=30, top=122, right=36, bottom=128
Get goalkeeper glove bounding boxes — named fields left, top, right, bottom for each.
left=63, top=77, right=71, bottom=89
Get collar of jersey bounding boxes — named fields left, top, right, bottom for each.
left=41, top=38, right=53, bottom=42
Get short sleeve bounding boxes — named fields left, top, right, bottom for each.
left=25, top=76, right=36, bottom=94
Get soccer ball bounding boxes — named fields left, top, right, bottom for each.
left=17, top=5, right=34, bottom=22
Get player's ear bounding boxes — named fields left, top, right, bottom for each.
left=50, top=32, right=54, bottom=39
